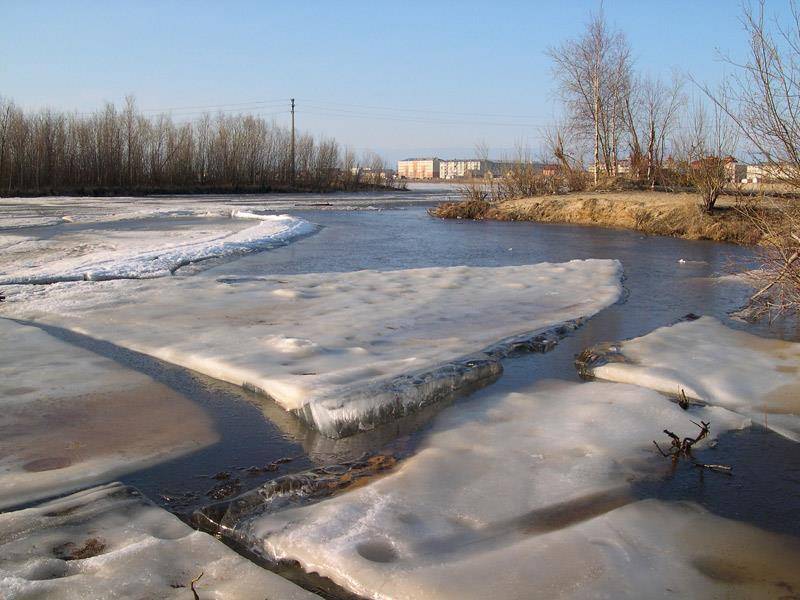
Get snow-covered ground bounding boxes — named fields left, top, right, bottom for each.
left=582, top=316, right=800, bottom=442
left=0, top=211, right=315, bottom=284
left=4, top=260, right=622, bottom=437
left=0, top=482, right=319, bottom=599
left=227, top=380, right=800, bottom=599
left=0, top=318, right=218, bottom=509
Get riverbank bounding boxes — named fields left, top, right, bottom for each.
left=429, top=190, right=777, bottom=245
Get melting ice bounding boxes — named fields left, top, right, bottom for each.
left=582, top=316, right=800, bottom=441
left=5, top=260, right=622, bottom=437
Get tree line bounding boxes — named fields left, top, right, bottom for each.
left=0, top=96, right=392, bottom=196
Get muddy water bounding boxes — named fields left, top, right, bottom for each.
left=11, top=202, right=800, bottom=542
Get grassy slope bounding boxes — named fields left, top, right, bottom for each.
left=432, top=191, right=769, bottom=245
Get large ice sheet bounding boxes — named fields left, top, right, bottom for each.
left=0, top=482, right=319, bottom=599
left=6, top=260, right=622, bottom=437
left=0, top=212, right=316, bottom=284
left=581, top=316, right=800, bottom=441
left=0, top=318, right=218, bottom=509
left=232, top=381, right=793, bottom=599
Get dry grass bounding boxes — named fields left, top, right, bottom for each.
left=429, top=190, right=787, bottom=245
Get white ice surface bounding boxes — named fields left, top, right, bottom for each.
left=0, top=482, right=319, bottom=600
left=589, top=316, right=800, bottom=441
left=5, top=260, right=622, bottom=437
left=0, top=212, right=315, bottom=284
left=0, top=318, right=218, bottom=509
left=242, top=381, right=789, bottom=600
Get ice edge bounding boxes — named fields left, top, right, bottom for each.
left=243, top=318, right=586, bottom=438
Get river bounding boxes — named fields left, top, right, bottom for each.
left=8, top=187, right=798, bottom=560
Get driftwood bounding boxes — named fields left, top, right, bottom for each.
left=653, top=420, right=733, bottom=475
left=653, top=419, right=710, bottom=458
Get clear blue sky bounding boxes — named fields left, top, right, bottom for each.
left=0, top=1, right=787, bottom=163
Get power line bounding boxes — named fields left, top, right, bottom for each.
left=74, top=99, right=289, bottom=117
left=170, top=109, right=289, bottom=124
left=70, top=97, right=556, bottom=126
left=299, top=107, right=547, bottom=128
left=298, top=98, right=553, bottom=121
left=140, top=99, right=288, bottom=112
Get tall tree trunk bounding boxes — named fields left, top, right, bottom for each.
left=594, top=91, right=600, bottom=185
left=647, top=119, right=656, bottom=189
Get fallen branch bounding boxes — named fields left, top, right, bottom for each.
left=693, top=463, right=733, bottom=475
left=750, top=249, right=799, bottom=302
left=652, top=420, right=731, bottom=474
left=191, top=571, right=204, bottom=600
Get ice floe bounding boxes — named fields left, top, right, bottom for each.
left=580, top=316, right=800, bottom=441
left=5, top=260, right=622, bottom=437
left=211, top=380, right=799, bottom=599
left=0, top=318, right=218, bottom=509
left=0, top=482, right=319, bottom=599
left=0, top=212, right=316, bottom=284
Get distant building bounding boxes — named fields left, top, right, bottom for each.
left=397, top=158, right=440, bottom=179
left=541, top=164, right=561, bottom=177
left=743, top=163, right=793, bottom=184
left=724, top=157, right=747, bottom=183
left=688, top=156, right=747, bottom=183
left=744, top=164, right=766, bottom=183
left=587, top=159, right=632, bottom=176
left=438, top=159, right=547, bottom=180
left=439, top=159, right=484, bottom=180
left=397, top=157, right=557, bottom=180
left=351, top=166, right=395, bottom=181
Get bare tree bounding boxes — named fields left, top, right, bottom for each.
left=624, top=73, right=685, bottom=187
left=696, top=1, right=800, bottom=316
left=544, top=120, right=587, bottom=191
left=704, top=1, right=800, bottom=187
left=678, top=102, right=738, bottom=212
left=474, top=139, right=490, bottom=162
left=547, top=10, right=632, bottom=184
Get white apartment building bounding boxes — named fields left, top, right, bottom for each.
left=397, top=158, right=440, bottom=179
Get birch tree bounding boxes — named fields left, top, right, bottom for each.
left=547, top=10, right=632, bottom=183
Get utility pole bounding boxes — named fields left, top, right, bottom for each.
left=290, top=98, right=296, bottom=184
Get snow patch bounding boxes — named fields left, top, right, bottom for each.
left=0, top=482, right=320, bottom=599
